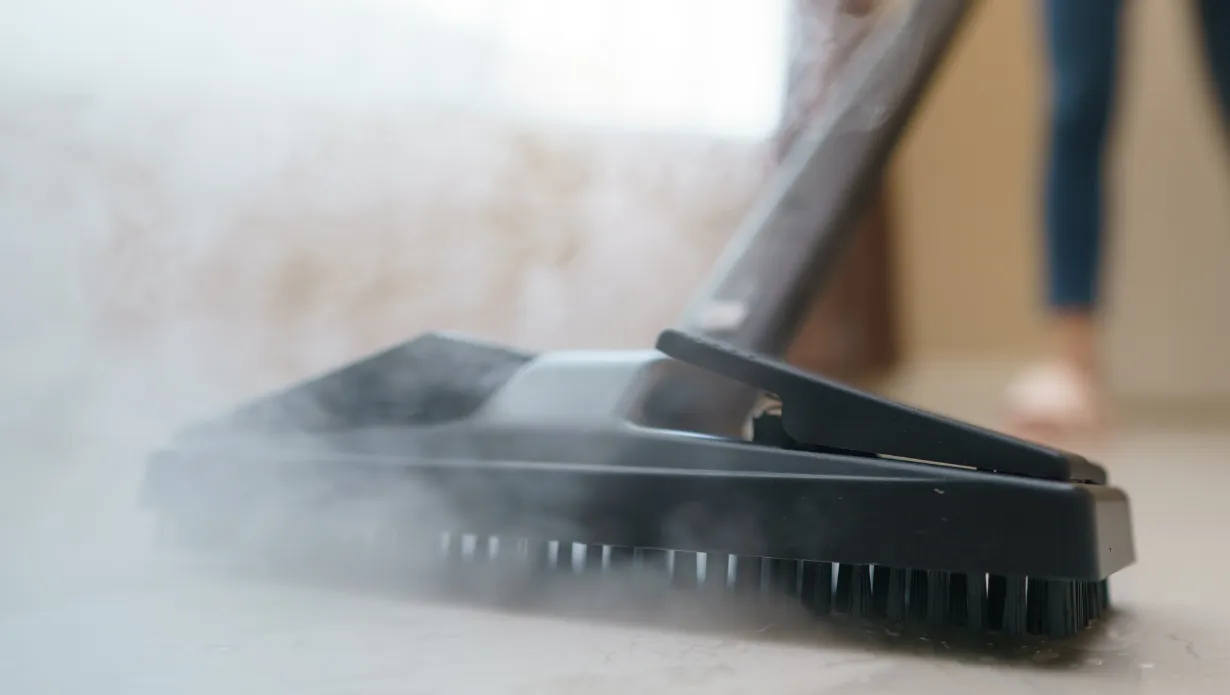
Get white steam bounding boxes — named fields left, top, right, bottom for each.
left=0, top=0, right=880, bottom=691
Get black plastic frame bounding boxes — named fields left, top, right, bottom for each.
left=145, top=430, right=1132, bottom=582
left=144, top=329, right=1136, bottom=583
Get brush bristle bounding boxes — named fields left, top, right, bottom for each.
left=162, top=517, right=1109, bottom=639
left=426, top=532, right=1108, bottom=639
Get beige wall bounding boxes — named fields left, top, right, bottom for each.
left=892, top=0, right=1230, bottom=403
left=1, top=102, right=767, bottom=431
left=892, top=0, right=1047, bottom=362
left=1105, top=0, right=1230, bottom=402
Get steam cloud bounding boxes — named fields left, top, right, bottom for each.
left=0, top=0, right=880, bottom=690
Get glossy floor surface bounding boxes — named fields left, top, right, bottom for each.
left=2, top=420, right=1227, bottom=694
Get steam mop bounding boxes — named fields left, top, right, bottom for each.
left=142, top=0, right=1135, bottom=639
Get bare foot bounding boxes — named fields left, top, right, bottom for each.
left=1002, top=362, right=1106, bottom=450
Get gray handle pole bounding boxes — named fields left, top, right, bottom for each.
left=675, top=0, right=972, bottom=357
left=639, top=0, right=973, bottom=436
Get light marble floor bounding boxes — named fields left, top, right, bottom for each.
left=1, top=406, right=1227, bottom=694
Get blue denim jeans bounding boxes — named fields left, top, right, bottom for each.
left=1041, top=0, right=1230, bottom=310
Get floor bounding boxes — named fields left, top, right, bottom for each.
left=2, top=389, right=1228, bottom=694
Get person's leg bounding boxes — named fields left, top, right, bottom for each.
left=1007, top=0, right=1124, bottom=439
left=1195, top=0, right=1230, bottom=131
left=1041, top=0, right=1124, bottom=350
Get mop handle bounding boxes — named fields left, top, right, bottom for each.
left=675, top=0, right=972, bottom=358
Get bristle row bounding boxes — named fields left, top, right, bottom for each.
left=434, top=534, right=1109, bottom=638
left=166, top=518, right=1108, bottom=639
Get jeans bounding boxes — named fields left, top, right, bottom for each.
left=1041, top=0, right=1230, bottom=310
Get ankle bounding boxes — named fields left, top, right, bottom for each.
left=1051, top=310, right=1100, bottom=380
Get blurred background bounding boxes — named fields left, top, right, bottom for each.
left=6, top=0, right=1230, bottom=433
left=3, top=0, right=1230, bottom=666
left=890, top=0, right=1230, bottom=423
